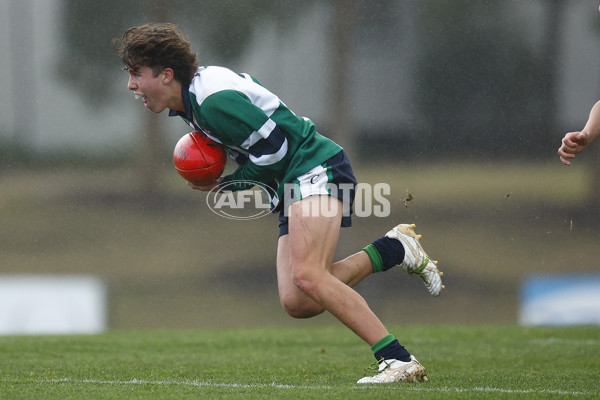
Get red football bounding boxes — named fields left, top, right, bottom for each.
left=173, top=132, right=227, bottom=186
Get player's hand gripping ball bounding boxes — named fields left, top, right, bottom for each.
left=173, top=132, right=227, bottom=186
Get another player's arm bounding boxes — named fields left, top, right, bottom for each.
left=199, top=91, right=289, bottom=189
left=559, top=100, right=600, bottom=165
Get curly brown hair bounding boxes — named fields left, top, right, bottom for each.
left=112, top=23, right=199, bottom=85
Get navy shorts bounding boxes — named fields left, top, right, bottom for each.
left=278, top=150, right=357, bottom=237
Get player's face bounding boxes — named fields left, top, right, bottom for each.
left=126, top=66, right=170, bottom=114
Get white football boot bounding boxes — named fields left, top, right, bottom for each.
left=357, top=356, right=428, bottom=384
left=386, top=224, right=444, bottom=296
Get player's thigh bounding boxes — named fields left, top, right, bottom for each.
left=287, top=195, right=343, bottom=275
left=276, top=233, right=324, bottom=316
left=276, top=234, right=297, bottom=298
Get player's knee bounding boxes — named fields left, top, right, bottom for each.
left=291, top=269, right=321, bottom=299
left=279, top=294, right=323, bottom=319
left=280, top=301, right=323, bottom=319
left=281, top=302, right=324, bottom=319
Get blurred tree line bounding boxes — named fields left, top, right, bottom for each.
left=56, top=0, right=600, bottom=205
left=414, top=0, right=563, bottom=158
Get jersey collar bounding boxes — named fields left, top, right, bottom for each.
left=168, top=82, right=193, bottom=121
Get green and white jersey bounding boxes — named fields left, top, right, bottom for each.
left=169, top=66, right=342, bottom=206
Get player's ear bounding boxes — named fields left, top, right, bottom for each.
left=161, top=68, right=175, bottom=84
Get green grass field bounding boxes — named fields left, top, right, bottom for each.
left=1, top=325, right=598, bottom=399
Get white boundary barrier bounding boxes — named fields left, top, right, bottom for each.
left=0, top=275, right=106, bottom=335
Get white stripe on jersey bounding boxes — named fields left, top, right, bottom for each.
left=190, top=67, right=280, bottom=116
left=250, top=138, right=288, bottom=166
left=241, top=118, right=277, bottom=149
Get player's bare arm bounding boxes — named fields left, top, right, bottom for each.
left=558, top=100, right=600, bottom=165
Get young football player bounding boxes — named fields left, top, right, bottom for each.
left=113, top=23, right=444, bottom=384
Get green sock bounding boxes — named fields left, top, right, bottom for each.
left=371, top=334, right=395, bottom=355
left=363, top=244, right=384, bottom=273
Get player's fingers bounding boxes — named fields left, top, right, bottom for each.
left=558, top=145, right=572, bottom=156
left=567, top=131, right=589, bottom=146
left=561, top=136, right=577, bottom=148
left=559, top=157, right=571, bottom=166
left=558, top=145, right=578, bottom=161
left=558, top=146, right=574, bottom=160
left=187, top=180, right=220, bottom=192
left=187, top=181, right=205, bottom=190
left=564, top=131, right=589, bottom=146
left=558, top=144, right=577, bottom=165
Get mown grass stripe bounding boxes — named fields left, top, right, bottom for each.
left=13, top=378, right=594, bottom=396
